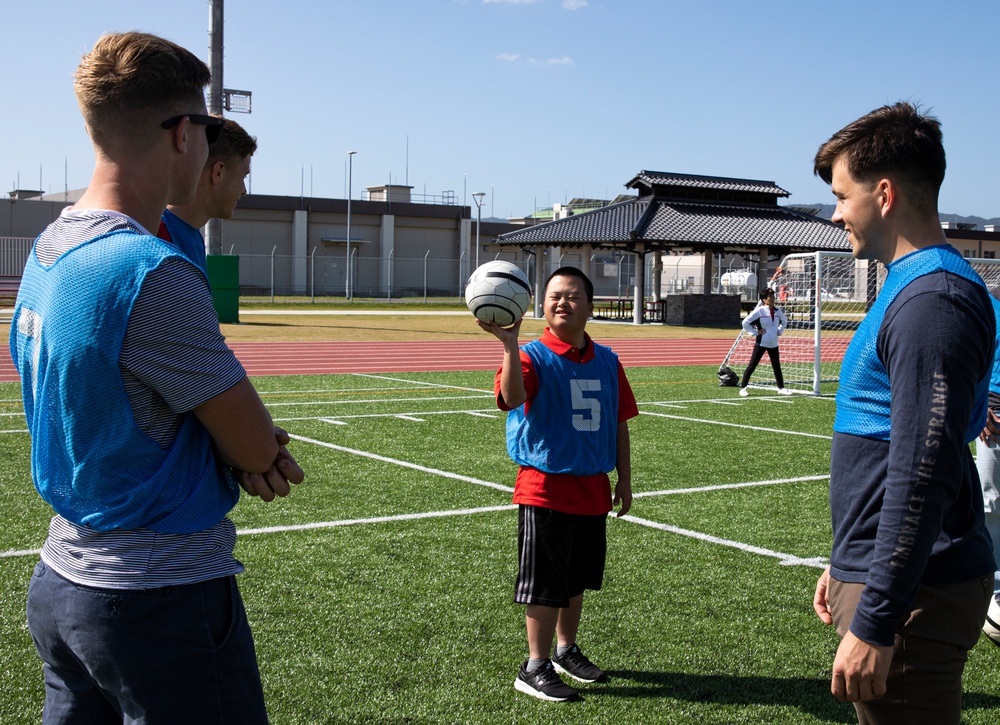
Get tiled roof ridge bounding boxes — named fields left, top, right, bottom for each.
left=629, top=170, right=791, bottom=197
left=496, top=195, right=848, bottom=252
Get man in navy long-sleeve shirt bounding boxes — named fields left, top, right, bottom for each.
left=812, top=101, right=995, bottom=725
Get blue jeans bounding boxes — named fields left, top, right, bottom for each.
left=26, top=561, right=268, bottom=724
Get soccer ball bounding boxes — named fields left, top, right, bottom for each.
left=984, top=595, right=1000, bottom=646
left=465, top=261, right=532, bottom=328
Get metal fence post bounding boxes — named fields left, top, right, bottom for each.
left=387, top=249, right=394, bottom=301
left=310, top=247, right=317, bottom=303
left=423, top=250, right=430, bottom=303
left=351, top=247, right=358, bottom=301
left=270, top=246, right=276, bottom=303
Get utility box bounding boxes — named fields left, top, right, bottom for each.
left=206, top=254, right=240, bottom=324
left=665, top=293, right=740, bottom=327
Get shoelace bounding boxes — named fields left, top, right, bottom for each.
left=534, top=663, right=561, bottom=684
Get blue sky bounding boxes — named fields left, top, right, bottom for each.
left=3, top=0, right=1000, bottom=220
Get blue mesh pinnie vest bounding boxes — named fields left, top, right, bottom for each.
left=159, top=208, right=208, bottom=273
left=834, top=244, right=989, bottom=442
left=506, top=339, right=619, bottom=475
left=988, top=295, right=1000, bottom=396
left=10, top=230, right=239, bottom=534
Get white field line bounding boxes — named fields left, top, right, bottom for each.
left=640, top=411, right=833, bottom=440
left=0, top=395, right=831, bottom=431
left=284, top=434, right=828, bottom=569
left=258, top=386, right=459, bottom=396
left=286, top=434, right=515, bottom=493
left=620, top=514, right=828, bottom=569
left=0, top=406, right=502, bottom=432
left=274, top=408, right=499, bottom=424
left=276, top=397, right=835, bottom=427
left=633, top=474, right=829, bottom=498
left=0, top=475, right=828, bottom=566
left=639, top=396, right=836, bottom=405
left=264, top=394, right=491, bottom=408
left=0, top=547, right=41, bottom=559
left=351, top=373, right=492, bottom=394
left=238, top=504, right=516, bottom=536
left=0, top=397, right=831, bottom=568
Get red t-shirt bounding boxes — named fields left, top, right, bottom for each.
left=494, top=328, right=638, bottom=515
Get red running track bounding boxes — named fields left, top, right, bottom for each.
left=225, top=339, right=738, bottom=376
left=0, top=338, right=737, bottom=382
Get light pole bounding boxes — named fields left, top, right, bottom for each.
left=472, top=192, right=486, bottom=270
left=346, top=151, right=356, bottom=299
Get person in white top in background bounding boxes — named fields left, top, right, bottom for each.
left=738, top=287, right=791, bottom=396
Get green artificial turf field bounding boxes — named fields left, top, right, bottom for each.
left=2, top=366, right=998, bottom=724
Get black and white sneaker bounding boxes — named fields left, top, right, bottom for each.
left=552, top=644, right=609, bottom=683
left=514, top=659, right=579, bottom=702
left=983, top=594, right=1000, bottom=646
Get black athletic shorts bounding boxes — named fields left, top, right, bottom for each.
left=514, top=504, right=607, bottom=607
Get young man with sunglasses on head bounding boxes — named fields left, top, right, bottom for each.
left=158, top=116, right=257, bottom=272
left=10, top=31, right=302, bottom=723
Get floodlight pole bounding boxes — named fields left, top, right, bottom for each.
left=472, top=192, right=486, bottom=270
left=206, top=0, right=224, bottom=257
left=346, top=151, right=356, bottom=299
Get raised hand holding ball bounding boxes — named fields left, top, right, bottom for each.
left=465, top=261, right=532, bottom=328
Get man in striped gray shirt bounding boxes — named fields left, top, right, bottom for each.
left=9, top=32, right=303, bottom=724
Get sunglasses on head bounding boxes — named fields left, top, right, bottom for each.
left=160, top=114, right=224, bottom=145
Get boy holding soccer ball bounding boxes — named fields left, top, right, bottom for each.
left=478, top=266, right=637, bottom=702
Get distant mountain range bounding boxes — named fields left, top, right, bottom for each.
left=802, top=203, right=1000, bottom=229
left=495, top=203, right=1000, bottom=229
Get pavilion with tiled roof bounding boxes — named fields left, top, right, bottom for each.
left=496, top=170, right=849, bottom=324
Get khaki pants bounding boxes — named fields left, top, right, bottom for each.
left=827, top=575, right=991, bottom=725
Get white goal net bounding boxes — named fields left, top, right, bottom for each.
left=720, top=251, right=866, bottom=395
left=719, top=251, right=1000, bottom=396
left=972, top=258, right=1000, bottom=297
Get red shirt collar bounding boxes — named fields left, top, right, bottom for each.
left=540, top=327, right=595, bottom=363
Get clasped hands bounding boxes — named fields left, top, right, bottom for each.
left=235, top=426, right=305, bottom=502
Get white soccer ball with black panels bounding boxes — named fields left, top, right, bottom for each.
left=465, top=261, right=532, bottom=328
left=984, top=595, right=1000, bottom=646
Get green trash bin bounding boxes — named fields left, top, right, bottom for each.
left=206, top=254, right=240, bottom=324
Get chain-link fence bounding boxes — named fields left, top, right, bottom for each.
left=237, top=250, right=517, bottom=300
left=0, top=237, right=775, bottom=306
left=0, top=238, right=33, bottom=276
left=235, top=249, right=770, bottom=302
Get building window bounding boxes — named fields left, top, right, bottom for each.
left=985, top=250, right=996, bottom=259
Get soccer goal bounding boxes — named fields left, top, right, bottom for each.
left=971, top=258, right=1000, bottom=296
left=719, top=251, right=867, bottom=395
left=718, top=252, right=1000, bottom=396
